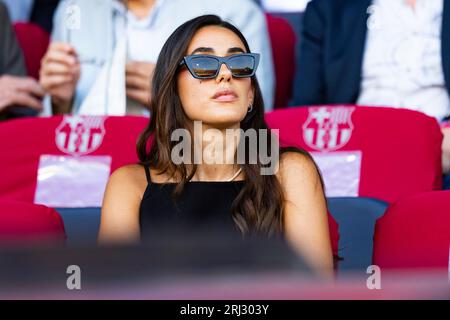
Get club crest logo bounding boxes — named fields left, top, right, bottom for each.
left=55, top=116, right=106, bottom=156
left=303, top=106, right=355, bottom=151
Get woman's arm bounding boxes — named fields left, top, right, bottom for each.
left=98, top=165, right=146, bottom=245
left=278, top=151, right=334, bottom=278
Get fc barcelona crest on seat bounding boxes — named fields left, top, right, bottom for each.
left=55, top=116, right=106, bottom=156
left=303, top=106, right=355, bottom=152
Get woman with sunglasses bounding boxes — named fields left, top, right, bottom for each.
left=99, top=15, right=334, bottom=277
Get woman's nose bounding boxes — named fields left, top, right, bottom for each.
left=215, top=62, right=232, bottom=83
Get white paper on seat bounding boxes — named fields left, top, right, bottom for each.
left=34, top=155, right=111, bottom=208
left=310, top=151, right=362, bottom=197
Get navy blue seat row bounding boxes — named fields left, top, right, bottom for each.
left=56, top=196, right=388, bottom=272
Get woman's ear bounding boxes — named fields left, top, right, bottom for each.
left=247, top=88, right=255, bottom=106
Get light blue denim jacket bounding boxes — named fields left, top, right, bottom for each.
left=43, top=0, right=275, bottom=115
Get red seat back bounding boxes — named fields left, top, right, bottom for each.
left=373, top=191, right=450, bottom=269
left=13, top=22, right=50, bottom=79
left=265, top=105, right=443, bottom=203
left=265, top=13, right=296, bottom=109
left=0, top=200, right=66, bottom=244
left=0, top=115, right=149, bottom=203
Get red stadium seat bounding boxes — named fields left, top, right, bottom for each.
left=265, top=105, right=443, bottom=203
left=372, top=191, right=450, bottom=269
left=0, top=115, right=148, bottom=203
left=0, top=200, right=66, bottom=245
left=13, top=22, right=50, bottom=79
left=265, top=13, right=296, bottom=109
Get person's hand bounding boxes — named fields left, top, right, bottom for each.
left=442, top=126, right=450, bottom=174
left=40, top=42, right=80, bottom=108
left=0, top=75, right=44, bottom=112
left=125, top=61, right=155, bottom=107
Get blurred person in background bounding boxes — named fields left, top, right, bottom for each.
left=295, top=0, right=450, bottom=179
left=2, top=0, right=60, bottom=33
left=99, top=15, right=334, bottom=278
left=0, top=2, right=44, bottom=120
left=39, top=0, right=275, bottom=116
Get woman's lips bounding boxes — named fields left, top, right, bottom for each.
left=212, top=90, right=238, bottom=102
left=213, top=94, right=238, bottom=102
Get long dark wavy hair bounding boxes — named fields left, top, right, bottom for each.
left=137, top=15, right=321, bottom=237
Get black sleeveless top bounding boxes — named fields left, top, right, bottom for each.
left=139, top=165, right=245, bottom=241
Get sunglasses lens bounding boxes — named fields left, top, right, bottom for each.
left=190, top=56, right=219, bottom=78
left=228, top=55, right=255, bottom=77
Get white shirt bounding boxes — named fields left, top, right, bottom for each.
left=357, top=0, right=450, bottom=120
left=118, top=0, right=166, bottom=63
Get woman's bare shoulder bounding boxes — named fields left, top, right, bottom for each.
left=277, top=151, right=320, bottom=183
left=111, top=164, right=174, bottom=185
left=100, top=164, right=145, bottom=244
left=108, top=164, right=148, bottom=196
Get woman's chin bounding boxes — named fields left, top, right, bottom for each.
left=200, top=114, right=246, bottom=128
left=197, top=107, right=245, bottom=124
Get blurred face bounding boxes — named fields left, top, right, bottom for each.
left=177, top=26, right=255, bottom=128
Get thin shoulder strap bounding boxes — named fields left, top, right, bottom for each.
left=143, top=165, right=152, bottom=184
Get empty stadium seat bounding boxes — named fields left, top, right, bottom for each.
left=265, top=13, right=296, bottom=109
left=0, top=200, right=66, bottom=245
left=13, top=22, right=50, bottom=79
left=55, top=207, right=101, bottom=245
left=373, top=191, right=450, bottom=269
left=265, top=105, right=443, bottom=203
left=327, top=197, right=387, bottom=271
left=0, top=115, right=149, bottom=204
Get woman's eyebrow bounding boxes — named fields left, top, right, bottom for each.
left=227, top=47, right=245, bottom=54
left=190, top=47, right=214, bottom=55
left=190, top=47, right=246, bottom=55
